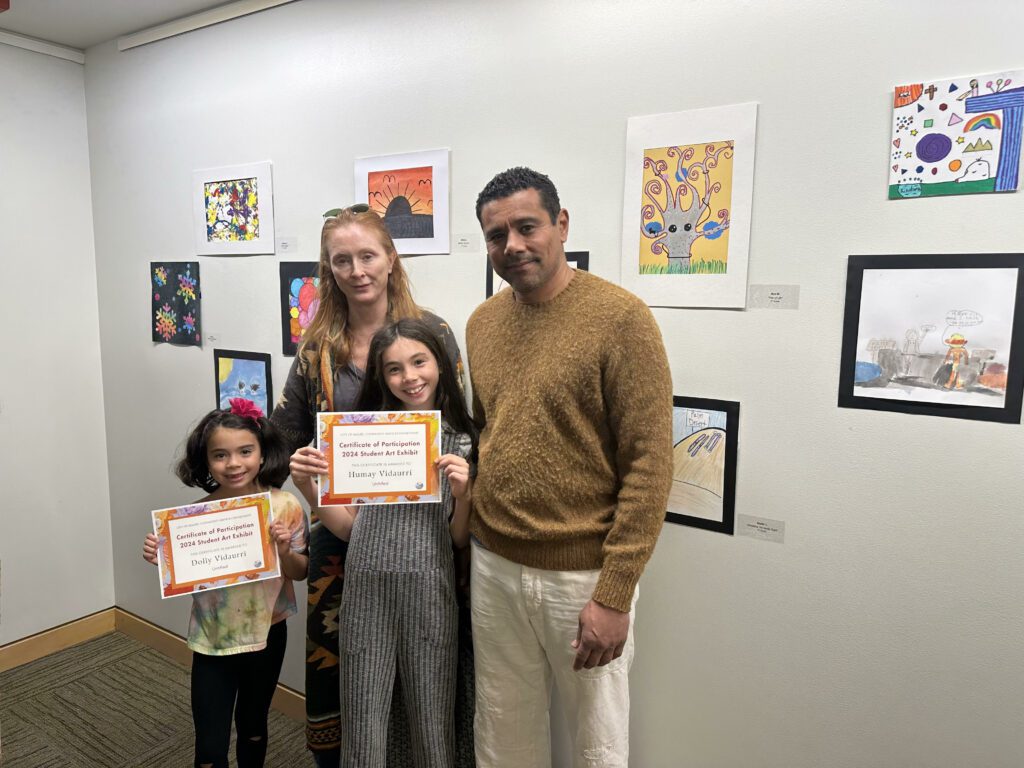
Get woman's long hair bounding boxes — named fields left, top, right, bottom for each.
left=300, top=208, right=421, bottom=364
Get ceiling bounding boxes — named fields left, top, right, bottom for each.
left=0, top=0, right=233, bottom=50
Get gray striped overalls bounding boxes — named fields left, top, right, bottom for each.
left=339, top=425, right=472, bottom=768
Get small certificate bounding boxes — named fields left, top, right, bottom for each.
left=317, top=410, right=442, bottom=506
left=151, top=491, right=280, bottom=599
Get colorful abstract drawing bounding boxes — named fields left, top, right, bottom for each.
left=205, top=177, right=259, bottom=241
left=639, top=142, right=733, bottom=275
left=889, top=69, right=1024, bottom=199
left=193, top=162, right=275, bottom=255
left=486, top=251, right=589, bottom=298
left=666, top=396, right=739, bottom=535
left=620, top=104, right=757, bottom=309
left=354, top=149, right=450, bottom=254
left=838, top=254, right=1024, bottom=423
left=213, top=349, right=272, bottom=416
left=367, top=166, right=434, bottom=239
left=151, top=262, right=201, bottom=346
left=279, top=262, right=320, bottom=356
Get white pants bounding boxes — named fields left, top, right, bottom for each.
left=470, top=542, right=637, bottom=768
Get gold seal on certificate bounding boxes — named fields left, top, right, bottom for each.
left=317, top=410, right=442, bottom=506
left=150, top=491, right=281, bottom=599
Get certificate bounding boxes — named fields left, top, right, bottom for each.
left=317, top=410, right=442, bottom=506
left=150, top=491, right=280, bottom=599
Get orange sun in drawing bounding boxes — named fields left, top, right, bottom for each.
left=367, top=166, right=434, bottom=217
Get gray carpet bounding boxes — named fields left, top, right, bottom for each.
left=0, top=631, right=308, bottom=767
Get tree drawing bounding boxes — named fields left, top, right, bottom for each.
left=640, top=141, right=733, bottom=274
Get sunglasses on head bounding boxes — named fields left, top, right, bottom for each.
left=323, top=203, right=370, bottom=218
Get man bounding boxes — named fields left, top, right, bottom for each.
left=466, top=167, right=673, bottom=767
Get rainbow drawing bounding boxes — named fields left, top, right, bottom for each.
left=889, top=69, right=1024, bottom=198
left=964, top=113, right=1001, bottom=132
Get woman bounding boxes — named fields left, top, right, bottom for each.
left=271, top=206, right=471, bottom=768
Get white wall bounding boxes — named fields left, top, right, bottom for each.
left=0, top=43, right=114, bottom=643
left=83, top=1, right=1024, bottom=765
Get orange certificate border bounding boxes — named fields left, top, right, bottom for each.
left=317, top=410, right=441, bottom=506
left=150, top=491, right=279, bottom=599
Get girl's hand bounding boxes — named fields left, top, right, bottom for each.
left=269, top=521, right=293, bottom=557
left=437, top=454, right=472, bottom=500
left=142, top=533, right=159, bottom=566
left=290, top=446, right=329, bottom=485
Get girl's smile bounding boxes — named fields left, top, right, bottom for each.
left=206, top=426, right=262, bottom=494
left=382, top=337, right=439, bottom=410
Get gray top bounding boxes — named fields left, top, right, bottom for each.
left=346, top=425, right=472, bottom=573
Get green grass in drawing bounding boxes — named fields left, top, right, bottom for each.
left=640, top=260, right=727, bottom=275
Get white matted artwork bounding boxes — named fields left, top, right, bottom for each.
left=619, top=103, right=757, bottom=308
left=354, top=148, right=450, bottom=255
left=192, top=161, right=275, bottom=256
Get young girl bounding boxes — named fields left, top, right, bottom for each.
left=142, top=398, right=309, bottom=768
left=290, top=318, right=476, bottom=768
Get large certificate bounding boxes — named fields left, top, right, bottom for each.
left=317, top=410, right=442, bottom=506
left=150, top=491, right=280, bottom=599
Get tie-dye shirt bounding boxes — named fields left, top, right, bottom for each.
left=187, top=489, right=309, bottom=656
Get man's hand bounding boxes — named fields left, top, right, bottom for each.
left=572, top=599, right=629, bottom=671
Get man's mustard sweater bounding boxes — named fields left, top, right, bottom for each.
left=466, top=269, right=673, bottom=612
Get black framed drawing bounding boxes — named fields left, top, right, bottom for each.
left=838, top=253, right=1024, bottom=423
left=279, top=261, right=320, bottom=356
left=667, top=395, right=739, bottom=535
left=485, top=251, right=590, bottom=298
left=213, top=349, right=273, bottom=417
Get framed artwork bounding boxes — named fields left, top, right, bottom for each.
left=667, top=396, right=739, bottom=535
left=213, top=349, right=273, bottom=416
left=889, top=69, right=1024, bottom=199
left=620, top=103, right=757, bottom=308
left=838, top=254, right=1024, bottom=423
left=192, top=161, right=275, bottom=255
left=354, top=148, right=450, bottom=254
left=486, top=251, right=589, bottom=298
left=279, top=261, right=320, bottom=356
left=151, top=261, right=201, bottom=346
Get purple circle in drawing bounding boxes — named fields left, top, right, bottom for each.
left=916, top=133, right=952, bottom=163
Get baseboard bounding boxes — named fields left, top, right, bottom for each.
left=0, top=607, right=306, bottom=722
left=114, top=607, right=306, bottom=721
left=0, top=608, right=116, bottom=672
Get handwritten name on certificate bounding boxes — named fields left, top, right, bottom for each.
left=151, top=492, right=280, bottom=599
left=317, top=410, right=442, bottom=506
